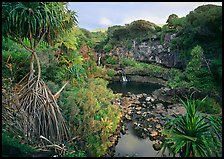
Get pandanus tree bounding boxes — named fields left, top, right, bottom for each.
left=2, top=2, right=78, bottom=145
left=161, top=95, right=222, bottom=157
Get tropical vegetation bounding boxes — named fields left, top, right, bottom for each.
left=2, top=2, right=222, bottom=157
left=162, top=95, right=222, bottom=157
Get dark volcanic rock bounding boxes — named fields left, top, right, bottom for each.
left=153, top=142, right=162, bottom=151
left=107, top=33, right=183, bottom=68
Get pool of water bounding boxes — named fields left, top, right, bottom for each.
left=108, top=81, right=170, bottom=157
left=114, top=122, right=164, bottom=157
left=108, top=81, right=163, bottom=95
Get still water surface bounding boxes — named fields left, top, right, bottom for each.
left=108, top=81, right=169, bottom=157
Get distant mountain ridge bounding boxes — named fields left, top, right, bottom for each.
left=91, top=27, right=108, bottom=32
left=91, top=23, right=165, bottom=33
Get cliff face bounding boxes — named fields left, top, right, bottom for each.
left=107, top=32, right=182, bottom=68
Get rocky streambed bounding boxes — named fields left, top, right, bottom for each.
left=104, top=83, right=186, bottom=157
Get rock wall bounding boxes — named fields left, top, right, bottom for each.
left=107, top=33, right=183, bottom=68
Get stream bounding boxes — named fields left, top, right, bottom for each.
left=107, top=81, right=172, bottom=157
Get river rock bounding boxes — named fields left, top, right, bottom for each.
left=121, top=125, right=127, bottom=135
left=150, top=131, right=158, bottom=137
left=143, top=93, right=147, bottom=97
left=156, top=103, right=164, bottom=109
left=135, top=106, right=142, bottom=111
left=141, top=132, right=147, bottom=139
left=127, top=110, right=132, bottom=115
left=146, top=96, right=155, bottom=102
left=133, top=121, right=138, bottom=126
left=153, top=143, right=162, bottom=151
left=143, top=128, right=148, bottom=132
left=125, top=114, right=132, bottom=120
left=142, top=112, right=147, bottom=116
left=136, top=111, right=142, bottom=115
left=163, top=87, right=171, bottom=92
left=155, top=124, right=161, bottom=129
left=142, top=103, right=147, bottom=108
left=136, top=94, right=143, bottom=98
left=148, top=124, right=152, bottom=128
left=147, top=127, right=152, bottom=131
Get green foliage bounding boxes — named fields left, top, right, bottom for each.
left=155, top=25, right=162, bottom=32
left=54, top=28, right=79, bottom=52
left=195, top=97, right=222, bottom=114
left=167, top=70, right=189, bottom=89
left=2, top=2, right=77, bottom=46
left=210, top=57, right=222, bottom=89
left=168, top=45, right=217, bottom=93
left=120, top=58, right=136, bottom=67
left=119, top=58, right=173, bottom=78
left=2, top=39, right=30, bottom=84
left=62, top=78, right=121, bottom=156
left=162, top=96, right=222, bottom=157
left=91, top=31, right=107, bottom=50
left=166, top=14, right=178, bottom=27
left=99, top=20, right=160, bottom=52
left=186, top=45, right=203, bottom=73
left=105, top=56, right=118, bottom=65
left=106, top=68, right=116, bottom=77
left=174, top=4, right=222, bottom=64
left=103, top=43, right=113, bottom=52
left=2, top=131, right=37, bottom=156
left=63, top=144, right=86, bottom=157
left=127, top=20, right=157, bottom=37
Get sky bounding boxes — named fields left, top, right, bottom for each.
left=68, top=2, right=222, bottom=31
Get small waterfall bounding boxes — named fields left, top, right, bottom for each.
left=122, top=75, right=128, bottom=82
left=98, top=56, right=101, bottom=66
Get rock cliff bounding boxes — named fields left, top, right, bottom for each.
left=106, top=32, right=183, bottom=68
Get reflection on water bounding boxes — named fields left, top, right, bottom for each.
left=108, top=81, right=162, bottom=95
left=108, top=81, right=177, bottom=157
left=114, top=122, right=164, bottom=157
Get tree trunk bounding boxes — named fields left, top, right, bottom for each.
left=29, top=54, right=35, bottom=81
left=32, top=51, right=41, bottom=81
left=53, top=81, right=69, bottom=101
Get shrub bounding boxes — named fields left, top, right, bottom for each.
left=120, top=58, right=136, bottom=67
left=105, top=56, right=118, bottom=65
left=106, top=68, right=116, bottom=77
left=2, top=131, right=37, bottom=157
left=195, top=97, right=222, bottom=114
left=62, top=78, right=121, bottom=156
left=103, top=43, right=113, bottom=52
left=162, top=96, right=222, bottom=157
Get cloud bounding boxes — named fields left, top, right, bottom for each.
left=68, top=2, right=222, bottom=30
left=120, top=9, right=166, bottom=25
left=158, top=2, right=222, bottom=8
left=99, top=17, right=113, bottom=26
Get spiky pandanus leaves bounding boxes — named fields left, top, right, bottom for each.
left=161, top=95, right=222, bottom=157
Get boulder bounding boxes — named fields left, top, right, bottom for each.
left=150, top=131, right=158, bottom=137
left=142, top=103, right=147, bottom=108
left=146, top=96, right=155, bottom=102
left=153, top=143, right=162, bottom=151
left=156, top=103, right=164, bottom=110
left=136, top=111, right=142, bottom=115
left=135, top=107, right=142, bottom=111
left=155, top=124, right=162, bottom=129
left=121, top=125, right=127, bottom=135
left=125, top=114, right=132, bottom=120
